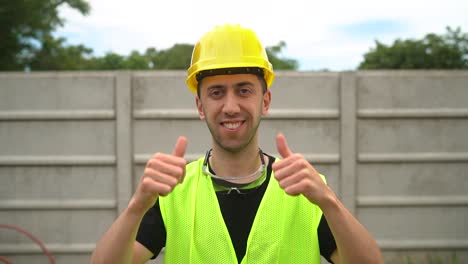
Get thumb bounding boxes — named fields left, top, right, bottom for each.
left=276, top=133, right=293, bottom=158
left=172, top=136, right=188, bottom=157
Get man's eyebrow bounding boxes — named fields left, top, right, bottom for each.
left=206, top=81, right=254, bottom=90
left=235, top=81, right=254, bottom=87
left=206, top=84, right=225, bottom=90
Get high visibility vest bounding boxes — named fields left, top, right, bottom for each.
left=159, top=157, right=323, bottom=263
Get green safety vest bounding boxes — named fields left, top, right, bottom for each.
left=159, top=157, right=324, bottom=263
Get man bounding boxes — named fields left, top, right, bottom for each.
left=91, top=24, right=383, bottom=263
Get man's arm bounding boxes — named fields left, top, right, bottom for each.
left=273, top=134, right=383, bottom=264
left=90, top=205, right=152, bottom=264
left=91, top=137, right=187, bottom=264
left=321, top=187, right=382, bottom=264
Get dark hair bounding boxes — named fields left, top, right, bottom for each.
left=196, top=67, right=268, bottom=97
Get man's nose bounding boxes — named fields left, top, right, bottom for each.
left=222, top=92, right=240, bottom=115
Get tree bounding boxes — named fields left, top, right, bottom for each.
left=359, top=26, right=468, bottom=69
left=267, top=41, right=299, bottom=70
left=123, top=51, right=151, bottom=70
left=0, top=0, right=90, bottom=70
left=149, top=44, right=194, bottom=70
left=0, top=0, right=300, bottom=72
left=28, top=34, right=94, bottom=70
left=92, top=52, right=126, bottom=70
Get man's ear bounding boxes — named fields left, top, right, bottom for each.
left=262, top=89, right=272, bottom=116
left=195, top=96, right=205, bottom=120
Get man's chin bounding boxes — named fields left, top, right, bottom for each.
left=219, top=144, right=244, bottom=153
left=216, top=140, right=248, bottom=153
left=213, top=131, right=257, bottom=153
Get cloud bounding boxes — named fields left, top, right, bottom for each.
left=56, top=0, right=468, bottom=71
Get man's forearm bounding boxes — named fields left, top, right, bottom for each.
left=321, top=194, right=384, bottom=264
left=91, top=139, right=186, bottom=264
left=91, top=205, right=145, bottom=264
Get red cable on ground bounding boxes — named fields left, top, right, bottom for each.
left=0, top=224, right=55, bottom=264
left=0, top=256, right=13, bottom=264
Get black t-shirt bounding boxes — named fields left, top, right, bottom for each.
left=136, top=153, right=337, bottom=263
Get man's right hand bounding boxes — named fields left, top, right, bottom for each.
left=129, top=136, right=188, bottom=215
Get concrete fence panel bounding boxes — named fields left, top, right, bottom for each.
left=1, top=70, right=467, bottom=263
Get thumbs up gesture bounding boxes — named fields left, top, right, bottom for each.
left=130, top=136, right=188, bottom=214
left=272, top=133, right=331, bottom=206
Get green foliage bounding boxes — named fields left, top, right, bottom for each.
left=7, top=34, right=299, bottom=71
left=92, top=52, right=126, bottom=70
left=266, top=41, right=299, bottom=70
left=359, top=26, right=468, bottom=69
left=150, top=44, right=193, bottom=70
left=123, top=51, right=150, bottom=70
left=0, top=0, right=298, bottom=71
left=0, top=0, right=90, bottom=70
left=28, top=35, right=94, bottom=70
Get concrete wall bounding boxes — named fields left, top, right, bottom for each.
left=0, top=70, right=467, bottom=263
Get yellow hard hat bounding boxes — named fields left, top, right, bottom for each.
left=186, top=24, right=275, bottom=94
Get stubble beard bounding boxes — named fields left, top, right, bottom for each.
left=206, top=115, right=261, bottom=154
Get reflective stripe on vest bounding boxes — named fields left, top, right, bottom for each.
left=159, top=157, right=324, bottom=263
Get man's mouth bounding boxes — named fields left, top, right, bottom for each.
left=221, top=121, right=243, bottom=130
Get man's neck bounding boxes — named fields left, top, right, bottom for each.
left=210, top=142, right=262, bottom=184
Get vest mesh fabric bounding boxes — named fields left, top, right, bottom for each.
left=160, top=157, right=324, bottom=263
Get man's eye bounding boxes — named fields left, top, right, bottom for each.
left=239, top=88, right=251, bottom=95
left=210, top=90, right=223, bottom=97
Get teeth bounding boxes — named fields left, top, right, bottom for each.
left=224, top=122, right=241, bottom=129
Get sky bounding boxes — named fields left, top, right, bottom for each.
left=56, top=0, right=468, bottom=71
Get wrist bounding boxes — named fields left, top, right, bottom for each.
left=127, top=195, right=158, bottom=217
left=316, top=188, right=341, bottom=214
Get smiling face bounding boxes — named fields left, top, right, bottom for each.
left=196, top=73, right=271, bottom=153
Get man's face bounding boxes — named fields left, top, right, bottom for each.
left=196, top=74, right=271, bottom=153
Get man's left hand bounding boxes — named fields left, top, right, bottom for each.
left=272, top=133, right=333, bottom=206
